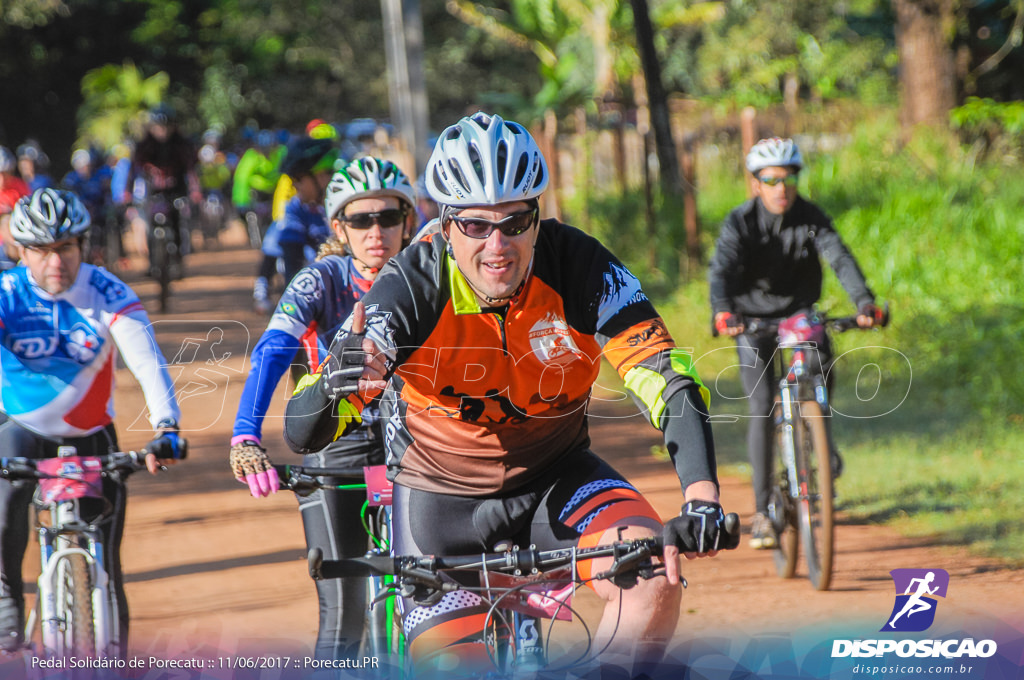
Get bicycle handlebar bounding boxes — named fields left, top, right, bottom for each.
left=310, top=535, right=666, bottom=591
left=0, top=451, right=151, bottom=481
left=272, top=464, right=369, bottom=496
left=743, top=302, right=891, bottom=338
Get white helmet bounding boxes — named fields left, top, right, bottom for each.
left=425, top=112, right=548, bottom=206
left=11, top=188, right=91, bottom=246
left=745, top=137, right=803, bottom=175
left=324, top=156, right=415, bottom=221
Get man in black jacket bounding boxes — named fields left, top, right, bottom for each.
left=708, top=137, right=879, bottom=550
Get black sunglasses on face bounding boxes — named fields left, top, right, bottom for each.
left=340, top=208, right=407, bottom=230
left=449, top=208, right=538, bottom=239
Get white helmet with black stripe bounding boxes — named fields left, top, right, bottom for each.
left=425, top=112, right=548, bottom=206
left=10, top=188, right=91, bottom=246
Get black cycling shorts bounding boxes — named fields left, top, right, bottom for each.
left=392, top=448, right=662, bottom=574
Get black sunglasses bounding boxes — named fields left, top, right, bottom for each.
left=340, top=208, right=407, bottom=230
left=449, top=207, right=538, bottom=240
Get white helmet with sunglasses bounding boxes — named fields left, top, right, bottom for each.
left=425, top=112, right=548, bottom=206
left=325, top=156, right=415, bottom=222
left=745, top=137, right=803, bottom=175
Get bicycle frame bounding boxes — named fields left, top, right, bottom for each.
left=34, top=495, right=118, bottom=658
left=750, top=311, right=851, bottom=592
left=1, top=448, right=163, bottom=662
left=311, top=534, right=681, bottom=678
left=284, top=465, right=563, bottom=677
left=774, top=342, right=830, bottom=498
left=276, top=464, right=405, bottom=663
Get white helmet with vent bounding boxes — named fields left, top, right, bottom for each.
left=745, top=137, right=803, bottom=175
left=10, top=188, right=91, bottom=246
left=425, top=112, right=548, bottom=206
left=324, top=156, right=415, bottom=221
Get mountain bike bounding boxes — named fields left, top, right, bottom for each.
left=309, top=515, right=740, bottom=677
left=746, top=306, right=889, bottom=591
left=144, top=192, right=187, bottom=314
left=273, top=464, right=401, bottom=661
left=0, top=446, right=185, bottom=661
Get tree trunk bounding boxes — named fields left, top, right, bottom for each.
left=893, top=0, right=957, bottom=132
left=628, top=0, right=681, bottom=199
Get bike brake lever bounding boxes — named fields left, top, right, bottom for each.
left=371, top=586, right=397, bottom=607
left=594, top=547, right=654, bottom=587
left=286, top=473, right=319, bottom=497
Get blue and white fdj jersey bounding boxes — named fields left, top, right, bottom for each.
left=0, top=264, right=180, bottom=438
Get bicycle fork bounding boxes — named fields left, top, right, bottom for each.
left=37, top=504, right=115, bottom=657
left=777, top=385, right=800, bottom=499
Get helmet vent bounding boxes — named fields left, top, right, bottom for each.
left=467, top=144, right=485, bottom=185
left=513, top=154, right=529, bottom=188
left=495, top=141, right=508, bottom=184
left=532, top=157, right=545, bottom=189
left=431, top=167, right=451, bottom=197
left=447, top=159, right=470, bottom=193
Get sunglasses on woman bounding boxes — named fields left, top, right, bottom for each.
left=449, top=207, right=538, bottom=239
left=340, top=208, right=407, bottom=230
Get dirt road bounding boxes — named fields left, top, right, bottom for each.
left=4, top=231, right=1022, bottom=678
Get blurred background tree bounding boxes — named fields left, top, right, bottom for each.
left=1, top=0, right=1021, bottom=171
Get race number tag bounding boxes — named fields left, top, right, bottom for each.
left=364, top=465, right=393, bottom=507
left=36, top=457, right=104, bottom=503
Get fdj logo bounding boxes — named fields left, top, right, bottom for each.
left=881, top=568, right=950, bottom=632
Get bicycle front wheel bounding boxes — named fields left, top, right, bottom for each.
left=795, top=401, right=834, bottom=591
left=770, top=414, right=799, bottom=579
left=59, top=553, right=97, bottom=658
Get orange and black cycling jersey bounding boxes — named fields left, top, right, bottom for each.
left=285, top=219, right=714, bottom=497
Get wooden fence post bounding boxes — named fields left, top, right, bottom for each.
left=613, top=103, right=628, bottom=195
left=542, top=109, right=560, bottom=221
left=741, top=106, right=758, bottom=197
left=574, top=107, right=590, bottom=230
left=681, top=132, right=701, bottom=276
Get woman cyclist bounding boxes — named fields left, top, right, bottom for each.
left=229, top=157, right=417, bottom=659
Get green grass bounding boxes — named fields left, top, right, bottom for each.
left=584, top=107, right=1024, bottom=565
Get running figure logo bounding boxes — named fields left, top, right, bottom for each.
left=881, top=568, right=950, bottom=632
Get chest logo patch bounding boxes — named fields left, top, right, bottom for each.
left=528, top=312, right=582, bottom=367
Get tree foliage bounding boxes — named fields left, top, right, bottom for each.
left=672, top=0, right=897, bottom=108
left=1, top=0, right=1022, bottom=172
left=77, top=62, right=169, bottom=150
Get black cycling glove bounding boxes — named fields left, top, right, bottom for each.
left=663, top=500, right=739, bottom=553
left=146, top=431, right=187, bottom=460
left=320, top=329, right=367, bottom=400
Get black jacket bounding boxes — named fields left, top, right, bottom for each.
left=708, top=196, right=874, bottom=320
